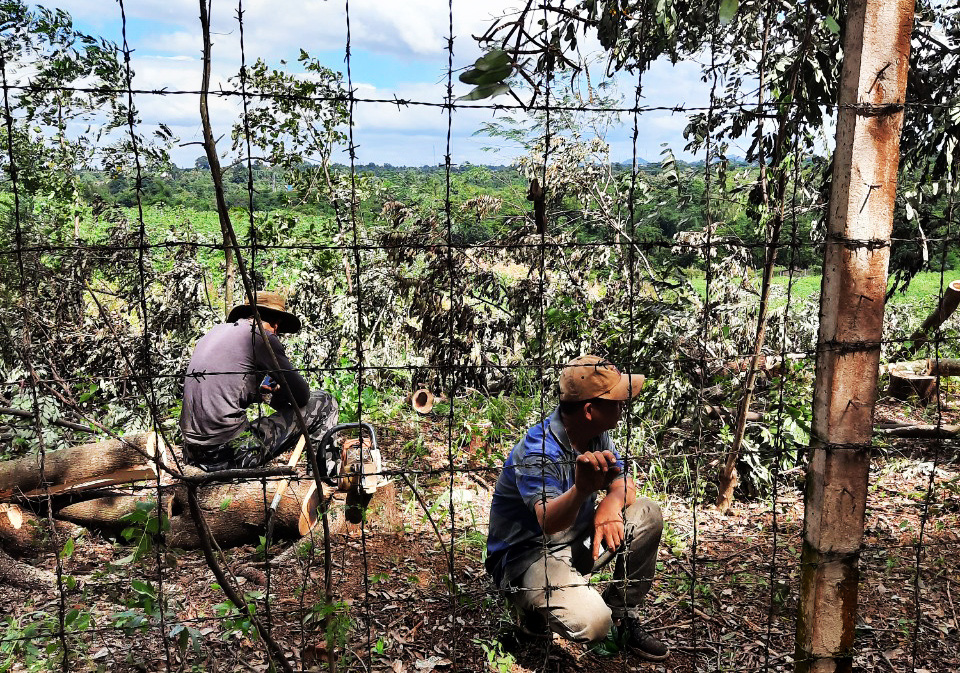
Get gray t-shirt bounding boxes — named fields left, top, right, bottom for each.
left=180, top=319, right=310, bottom=449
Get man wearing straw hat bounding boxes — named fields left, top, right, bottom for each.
left=180, top=291, right=339, bottom=472
left=486, top=355, right=668, bottom=660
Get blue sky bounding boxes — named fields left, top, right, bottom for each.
left=43, top=0, right=710, bottom=168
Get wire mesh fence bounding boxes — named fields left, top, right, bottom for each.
left=1, top=0, right=959, bottom=671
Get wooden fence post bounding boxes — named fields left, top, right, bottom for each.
left=795, top=1, right=915, bottom=672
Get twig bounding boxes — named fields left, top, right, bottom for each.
left=948, top=582, right=959, bottom=631
left=644, top=619, right=692, bottom=632
left=399, top=472, right=447, bottom=551
left=671, top=644, right=718, bottom=654
left=0, top=406, right=93, bottom=433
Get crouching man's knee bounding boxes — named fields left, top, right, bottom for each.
left=561, top=602, right=613, bottom=644
left=626, top=496, right=663, bottom=543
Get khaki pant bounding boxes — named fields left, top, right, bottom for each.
left=507, top=497, right=663, bottom=643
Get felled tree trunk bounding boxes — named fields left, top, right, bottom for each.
left=0, top=504, right=82, bottom=556
left=875, top=423, right=960, bottom=439
left=167, top=476, right=331, bottom=550
left=925, top=358, right=960, bottom=377
left=0, top=546, right=57, bottom=588
left=0, top=432, right=168, bottom=499
left=55, top=492, right=162, bottom=534
left=904, top=279, right=960, bottom=357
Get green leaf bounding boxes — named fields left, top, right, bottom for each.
left=458, top=83, right=510, bottom=102
left=219, top=497, right=233, bottom=511
left=824, top=16, right=840, bottom=34
left=59, top=537, right=75, bottom=559
left=718, top=0, right=738, bottom=24
left=459, top=65, right=513, bottom=87
left=474, top=50, right=510, bottom=72
left=131, top=580, right=156, bottom=600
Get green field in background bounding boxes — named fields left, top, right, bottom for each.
left=687, top=270, right=957, bottom=309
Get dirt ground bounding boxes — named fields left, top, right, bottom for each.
left=2, top=406, right=960, bottom=672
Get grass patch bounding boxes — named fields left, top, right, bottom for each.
left=687, top=270, right=959, bottom=309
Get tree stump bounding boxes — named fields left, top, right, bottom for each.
left=887, top=370, right=938, bottom=403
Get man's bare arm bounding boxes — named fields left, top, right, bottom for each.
left=592, top=476, right=636, bottom=558
left=533, top=450, right=620, bottom=535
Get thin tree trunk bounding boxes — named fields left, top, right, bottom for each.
left=199, top=0, right=235, bottom=315
left=715, top=5, right=816, bottom=514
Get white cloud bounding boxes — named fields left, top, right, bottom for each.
left=36, top=0, right=710, bottom=166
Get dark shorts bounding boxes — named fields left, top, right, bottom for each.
left=184, top=390, right=339, bottom=472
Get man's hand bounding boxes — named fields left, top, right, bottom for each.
left=260, top=375, right=280, bottom=395
left=592, top=493, right=626, bottom=560
left=574, top=450, right=620, bottom=495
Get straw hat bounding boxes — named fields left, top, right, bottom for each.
left=226, top=291, right=301, bottom=334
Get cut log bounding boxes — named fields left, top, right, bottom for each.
left=0, top=432, right=169, bottom=500
left=886, top=370, right=938, bottom=403
left=0, top=504, right=82, bottom=556
left=0, top=504, right=43, bottom=555
left=904, top=279, right=960, bottom=356
left=875, top=423, right=960, bottom=439
left=167, top=478, right=332, bottom=550
left=55, top=493, right=161, bottom=533
left=411, top=389, right=435, bottom=414
left=925, top=358, right=960, bottom=377
left=0, top=546, right=57, bottom=588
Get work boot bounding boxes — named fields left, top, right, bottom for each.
left=618, top=617, right=669, bottom=661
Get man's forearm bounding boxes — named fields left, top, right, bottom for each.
left=535, top=485, right=589, bottom=535
left=602, top=476, right=635, bottom=510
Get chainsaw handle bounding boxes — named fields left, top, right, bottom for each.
left=316, top=421, right=378, bottom=455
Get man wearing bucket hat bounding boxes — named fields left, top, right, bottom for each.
left=486, top=355, right=668, bottom=660
left=180, top=291, right=339, bottom=472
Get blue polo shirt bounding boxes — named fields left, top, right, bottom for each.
left=485, top=407, right=624, bottom=588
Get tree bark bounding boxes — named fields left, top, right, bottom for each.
left=0, top=432, right=166, bottom=500
left=199, top=0, right=235, bottom=315
left=0, top=546, right=57, bottom=588
left=167, top=475, right=330, bottom=549
left=55, top=493, right=161, bottom=533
